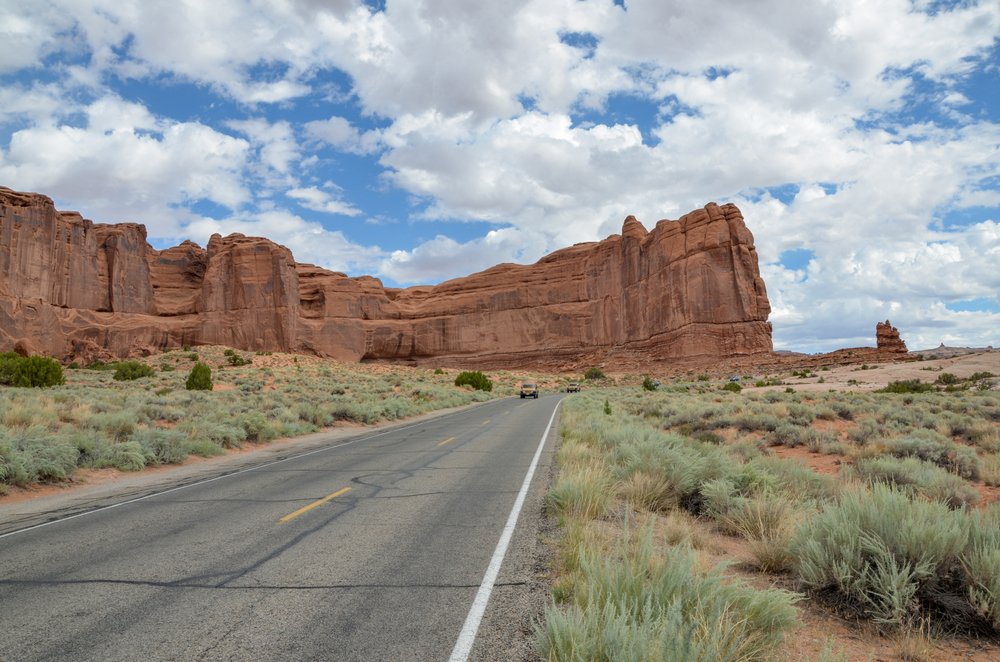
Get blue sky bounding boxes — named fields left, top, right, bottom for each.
left=1, top=0, right=998, bottom=352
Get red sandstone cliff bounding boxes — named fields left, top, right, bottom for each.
left=0, top=186, right=772, bottom=367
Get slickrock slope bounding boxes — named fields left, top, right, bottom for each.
left=0, top=187, right=772, bottom=367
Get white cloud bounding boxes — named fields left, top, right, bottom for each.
left=379, top=226, right=547, bottom=285
left=304, top=116, right=381, bottom=154
left=0, top=95, right=251, bottom=234
left=287, top=186, right=361, bottom=216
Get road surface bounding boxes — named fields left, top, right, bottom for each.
left=0, top=394, right=562, bottom=661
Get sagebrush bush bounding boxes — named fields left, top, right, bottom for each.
left=185, top=362, right=213, bottom=390
left=790, top=484, right=999, bottom=631
left=882, top=430, right=981, bottom=480
left=848, top=456, right=979, bottom=509
left=112, top=360, right=156, bottom=381
left=454, top=370, right=492, bottom=392
left=584, top=367, right=605, bottom=380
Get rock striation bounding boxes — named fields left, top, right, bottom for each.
left=0, top=186, right=772, bottom=367
left=876, top=319, right=908, bottom=354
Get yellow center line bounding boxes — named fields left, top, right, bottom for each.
left=279, top=486, right=352, bottom=524
left=436, top=436, right=457, bottom=447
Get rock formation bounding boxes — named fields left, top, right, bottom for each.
left=876, top=319, right=908, bottom=354
left=0, top=186, right=772, bottom=367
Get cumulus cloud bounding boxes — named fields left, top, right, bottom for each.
left=378, top=226, right=549, bottom=285
left=0, top=95, right=251, bottom=234
left=287, top=186, right=362, bottom=216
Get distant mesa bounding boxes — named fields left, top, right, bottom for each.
left=0, top=186, right=773, bottom=368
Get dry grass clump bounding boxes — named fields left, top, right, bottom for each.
left=536, top=526, right=798, bottom=661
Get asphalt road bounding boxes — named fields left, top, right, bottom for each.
left=0, top=394, right=562, bottom=662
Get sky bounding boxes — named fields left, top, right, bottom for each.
left=1, top=0, right=998, bottom=353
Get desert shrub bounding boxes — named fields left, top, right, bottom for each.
left=433, top=368, right=445, bottom=375
left=791, top=484, right=977, bottom=630
left=722, top=381, right=742, bottom=393
left=0, top=426, right=78, bottom=484
left=185, top=362, right=213, bottom=391
left=848, top=456, right=979, bottom=509
left=935, top=372, right=960, bottom=385
left=878, top=380, right=934, bottom=394
left=8, top=355, right=65, bottom=388
left=584, top=367, right=605, bottom=380
left=642, top=376, right=657, bottom=391
left=0, top=352, right=23, bottom=385
left=133, top=428, right=188, bottom=464
left=237, top=411, right=279, bottom=442
left=112, top=360, right=155, bottom=381
left=92, top=440, right=147, bottom=471
left=159, top=363, right=175, bottom=372
left=226, top=352, right=252, bottom=366
left=536, top=528, right=798, bottom=661
left=453, top=370, right=492, bottom=392
left=882, top=430, right=981, bottom=480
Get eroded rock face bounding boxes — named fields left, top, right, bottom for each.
left=876, top=319, right=908, bottom=354
left=0, top=186, right=773, bottom=367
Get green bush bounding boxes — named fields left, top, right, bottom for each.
left=11, top=355, right=65, bottom=388
left=722, top=381, right=742, bottom=393
left=0, top=352, right=23, bottom=385
left=642, top=376, right=657, bottom=391
left=584, top=367, right=605, bottom=380
left=185, top=362, right=213, bottom=391
left=433, top=367, right=445, bottom=375
left=878, top=380, right=933, bottom=394
left=454, top=370, right=492, bottom=392
left=112, top=360, right=156, bottom=381
left=223, top=348, right=252, bottom=366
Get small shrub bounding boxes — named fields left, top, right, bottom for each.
left=603, top=399, right=612, bottom=416
left=185, top=362, right=213, bottom=391
left=454, top=370, right=492, bottom=392
left=160, top=363, right=175, bottom=372
left=0, top=352, right=23, bottom=385
left=722, top=381, right=742, bottom=393
left=11, top=355, right=65, bottom=388
left=642, top=376, right=657, bottom=391
left=112, top=360, right=156, bottom=381
left=935, top=373, right=960, bottom=385
left=187, top=352, right=199, bottom=361
left=879, top=380, right=934, bottom=394
left=226, top=353, right=252, bottom=366
left=433, top=368, right=445, bottom=375
left=584, top=367, right=605, bottom=380
left=67, top=361, right=79, bottom=369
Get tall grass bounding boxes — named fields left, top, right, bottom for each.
left=536, top=527, right=799, bottom=661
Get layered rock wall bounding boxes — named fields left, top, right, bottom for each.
left=0, top=186, right=772, bottom=367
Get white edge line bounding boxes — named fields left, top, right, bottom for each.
left=448, top=398, right=561, bottom=662
left=0, top=398, right=512, bottom=541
